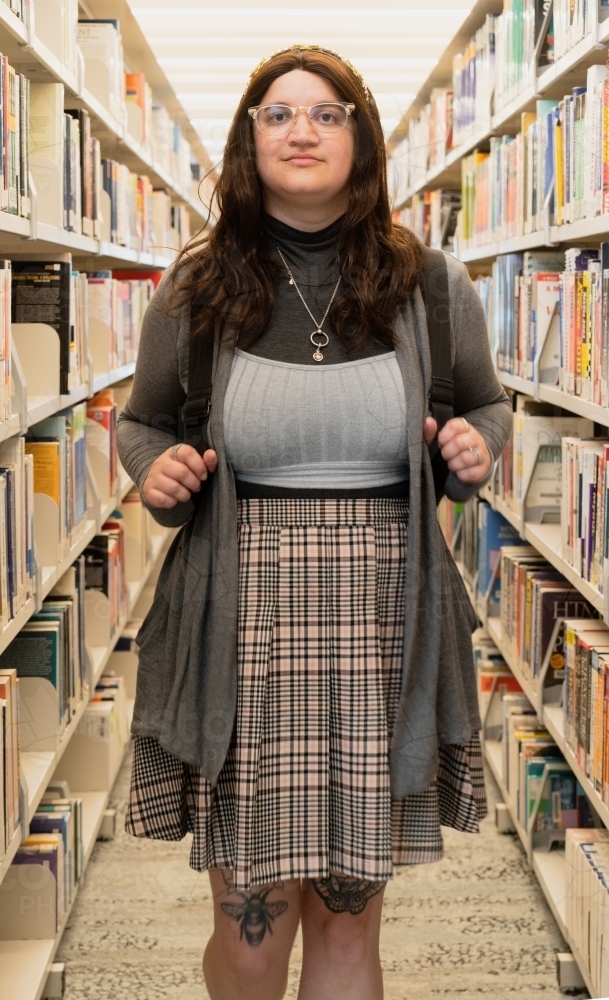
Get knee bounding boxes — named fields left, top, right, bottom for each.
left=205, top=931, right=289, bottom=991
left=228, top=940, right=287, bottom=983
left=311, top=910, right=375, bottom=966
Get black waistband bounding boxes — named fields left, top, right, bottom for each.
left=234, top=479, right=410, bottom=501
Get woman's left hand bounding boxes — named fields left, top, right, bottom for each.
left=423, top=415, right=492, bottom=483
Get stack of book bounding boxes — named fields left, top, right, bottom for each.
left=151, top=102, right=194, bottom=194
left=458, top=65, right=609, bottom=251
left=494, top=0, right=553, bottom=113
left=452, top=13, right=497, bottom=146
left=29, top=787, right=83, bottom=915
left=398, top=190, right=461, bottom=251
left=125, top=72, right=153, bottom=148
left=562, top=620, right=609, bottom=787
left=11, top=257, right=89, bottom=395
left=0, top=557, right=86, bottom=738
left=566, top=828, right=609, bottom=996
left=77, top=19, right=125, bottom=124
left=10, top=782, right=83, bottom=933
left=0, top=259, right=10, bottom=422
left=553, top=0, right=591, bottom=62
left=87, top=389, right=117, bottom=501
left=100, top=159, right=154, bottom=253
left=0, top=437, right=35, bottom=627
left=511, top=400, right=593, bottom=520
left=170, top=204, right=192, bottom=253
left=478, top=663, right=593, bottom=837
left=476, top=245, right=609, bottom=402
left=475, top=501, right=525, bottom=613
left=389, top=0, right=561, bottom=206
left=30, top=81, right=193, bottom=253
left=483, top=397, right=592, bottom=525
left=87, top=272, right=158, bottom=371
left=0, top=54, right=30, bottom=220
left=84, top=516, right=127, bottom=648
left=499, top=545, right=598, bottom=682
left=561, top=437, right=609, bottom=593
left=558, top=247, right=609, bottom=404
left=26, top=402, right=88, bottom=559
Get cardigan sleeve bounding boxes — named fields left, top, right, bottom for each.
left=443, top=255, right=512, bottom=502
left=116, top=275, right=198, bottom=528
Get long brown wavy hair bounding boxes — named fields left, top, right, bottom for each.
left=170, top=46, right=424, bottom=351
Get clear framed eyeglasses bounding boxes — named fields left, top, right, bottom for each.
left=248, top=103, right=355, bottom=136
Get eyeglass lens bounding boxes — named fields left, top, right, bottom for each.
left=256, top=104, right=349, bottom=135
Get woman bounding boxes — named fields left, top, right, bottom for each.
left=117, top=45, right=511, bottom=1000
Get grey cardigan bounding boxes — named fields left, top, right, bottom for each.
left=117, top=253, right=512, bottom=797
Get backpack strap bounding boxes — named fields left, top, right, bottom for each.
left=182, top=311, right=214, bottom=452
left=422, top=246, right=454, bottom=433
left=421, top=247, right=454, bottom=503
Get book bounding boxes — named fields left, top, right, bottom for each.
left=11, top=260, right=72, bottom=394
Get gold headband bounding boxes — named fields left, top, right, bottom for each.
left=248, top=44, right=371, bottom=101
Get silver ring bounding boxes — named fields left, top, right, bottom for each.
left=170, top=443, right=183, bottom=461
left=310, top=330, right=330, bottom=348
left=469, top=446, right=480, bottom=465
left=461, top=417, right=469, bottom=431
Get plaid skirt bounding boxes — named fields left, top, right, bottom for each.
left=126, top=497, right=486, bottom=890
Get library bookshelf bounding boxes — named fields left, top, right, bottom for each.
left=388, top=0, right=609, bottom=212
left=463, top=381, right=609, bottom=994
left=391, top=0, right=609, bottom=992
left=458, top=551, right=597, bottom=997
left=0, top=2, right=213, bottom=998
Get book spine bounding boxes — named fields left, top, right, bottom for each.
left=7, top=64, right=16, bottom=215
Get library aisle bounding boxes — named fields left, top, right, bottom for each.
left=55, top=753, right=570, bottom=1000
left=4, top=0, right=609, bottom=996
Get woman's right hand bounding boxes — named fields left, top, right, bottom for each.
left=142, top=444, right=218, bottom=509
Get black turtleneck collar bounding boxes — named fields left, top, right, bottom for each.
left=263, top=212, right=343, bottom=253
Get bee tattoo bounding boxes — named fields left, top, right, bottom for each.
left=311, top=875, right=385, bottom=914
left=221, top=880, right=289, bottom=947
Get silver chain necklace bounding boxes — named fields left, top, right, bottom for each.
left=276, top=246, right=344, bottom=362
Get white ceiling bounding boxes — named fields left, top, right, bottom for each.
left=128, top=0, right=475, bottom=169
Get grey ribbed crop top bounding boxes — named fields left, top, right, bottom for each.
left=224, top=348, right=408, bottom=489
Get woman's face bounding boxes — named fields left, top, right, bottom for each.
left=253, top=69, right=355, bottom=218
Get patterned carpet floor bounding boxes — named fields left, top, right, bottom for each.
left=56, top=741, right=580, bottom=1000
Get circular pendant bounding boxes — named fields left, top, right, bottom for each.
left=313, top=349, right=324, bottom=362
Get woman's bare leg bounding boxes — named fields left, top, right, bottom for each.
left=298, top=875, right=386, bottom=1000
left=203, top=869, right=302, bottom=1000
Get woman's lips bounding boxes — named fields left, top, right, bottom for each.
left=284, top=155, right=322, bottom=165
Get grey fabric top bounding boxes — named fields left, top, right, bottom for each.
left=224, top=349, right=409, bottom=489
left=116, top=230, right=512, bottom=799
